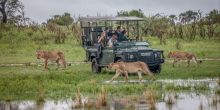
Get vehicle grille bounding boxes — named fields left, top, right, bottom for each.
left=138, top=51, right=154, bottom=63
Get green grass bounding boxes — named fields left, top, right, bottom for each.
left=0, top=27, right=219, bottom=101
left=0, top=60, right=219, bottom=100
left=145, top=37, right=220, bottom=58
left=0, top=40, right=85, bottom=64
left=158, top=60, right=220, bottom=79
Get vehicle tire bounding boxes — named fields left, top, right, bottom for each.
left=154, top=65, right=161, bottom=73
left=115, top=58, right=123, bottom=62
left=91, top=58, right=101, bottom=73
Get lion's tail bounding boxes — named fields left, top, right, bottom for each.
left=139, top=62, right=154, bottom=77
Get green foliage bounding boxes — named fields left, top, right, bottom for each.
left=47, top=12, right=73, bottom=26
left=0, top=0, right=24, bottom=23
left=117, top=9, right=145, bottom=18
left=179, top=10, right=199, bottom=23
left=207, top=9, right=220, bottom=24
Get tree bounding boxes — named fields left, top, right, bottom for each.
left=117, top=10, right=129, bottom=17
left=0, top=0, right=23, bottom=23
left=207, top=9, right=220, bottom=24
left=179, top=10, right=198, bottom=24
left=117, top=9, right=145, bottom=18
left=129, top=9, right=145, bottom=18
left=47, top=12, right=73, bottom=28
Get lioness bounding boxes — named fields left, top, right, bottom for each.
left=36, top=50, right=66, bottom=69
left=167, top=51, right=202, bottom=67
left=108, top=61, right=154, bottom=82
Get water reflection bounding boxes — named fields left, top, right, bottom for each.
left=0, top=92, right=219, bottom=110
left=0, top=78, right=219, bottom=110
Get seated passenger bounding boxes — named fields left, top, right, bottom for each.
left=115, top=26, right=124, bottom=42
left=108, top=33, right=117, bottom=48
left=121, top=30, right=128, bottom=41
left=105, top=27, right=112, bottom=44
left=98, top=31, right=106, bottom=47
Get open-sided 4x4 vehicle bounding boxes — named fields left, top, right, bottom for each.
left=79, top=16, right=164, bottom=73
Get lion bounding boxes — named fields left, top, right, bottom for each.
left=36, top=50, right=66, bottom=70
left=108, top=61, right=154, bottom=82
left=167, top=51, right=202, bottom=67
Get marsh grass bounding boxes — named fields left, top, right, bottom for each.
left=210, top=95, right=219, bottom=109
left=165, top=94, right=175, bottom=105
left=218, top=77, right=220, bottom=85
left=36, top=86, right=45, bottom=105
left=143, top=90, right=156, bottom=110
left=72, top=86, right=83, bottom=108
left=199, top=102, right=204, bottom=110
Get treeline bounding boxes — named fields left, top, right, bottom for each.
left=0, top=0, right=81, bottom=45
left=117, top=9, right=220, bottom=44
left=0, top=0, right=219, bottom=45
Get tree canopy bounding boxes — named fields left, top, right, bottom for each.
left=117, top=9, right=145, bottom=18
left=207, top=9, right=220, bottom=24
left=0, top=0, right=23, bottom=23
left=47, top=12, right=73, bottom=26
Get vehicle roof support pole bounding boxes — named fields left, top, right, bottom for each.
left=88, top=22, right=93, bottom=45
left=126, top=21, right=129, bottom=38
left=137, top=20, right=139, bottom=41
left=95, top=22, right=98, bottom=44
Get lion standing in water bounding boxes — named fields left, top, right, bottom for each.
left=36, top=50, right=66, bottom=70
left=108, top=61, right=154, bottom=82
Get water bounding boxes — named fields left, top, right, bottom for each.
left=0, top=79, right=219, bottom=110
left=0, top=92, right=219, bottom=110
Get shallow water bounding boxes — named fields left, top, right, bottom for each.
left=105, top=78, right=219, bottom=90
left=0, top=79, right=219, bottom=110
left=0, top=92, right=219, bottom=110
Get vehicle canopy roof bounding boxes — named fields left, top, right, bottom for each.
left=78, top=16, right=144, bottom=22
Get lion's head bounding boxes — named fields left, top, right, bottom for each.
left=108, top=63, right=114, bottom=70
left=36, top=51, right=45, bottom=59
left=167, top=52, right=173, bottom=58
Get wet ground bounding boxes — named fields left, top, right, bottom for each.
left=0, top=79, right=219, bottom=110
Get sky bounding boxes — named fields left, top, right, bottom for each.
left=20, top=0, right=220, bottom=23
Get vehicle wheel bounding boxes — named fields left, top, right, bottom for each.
left=154, top=65, right=161, bottom=73
left=91, top=58, right=101, bottom=73
left=115, top=58, right=123, bottom=62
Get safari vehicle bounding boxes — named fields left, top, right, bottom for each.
left=79, top=16, right=164, bottom=73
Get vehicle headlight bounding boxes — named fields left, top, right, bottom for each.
left=155, top=52, right=162, bottom=58
left=154, top=53, right=158, bottom=58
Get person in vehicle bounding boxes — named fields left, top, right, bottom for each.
left=115, top=26, right=124, bottom=42
left=121, top=30, right=128, bottom=41
left=105, top=27, right=113, bottom=45
left=98, top=31, right=106, bottom=47
left=108, top=33, right=117, bottom=48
